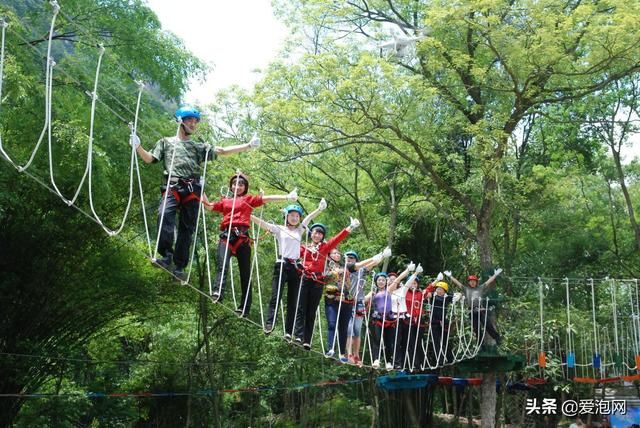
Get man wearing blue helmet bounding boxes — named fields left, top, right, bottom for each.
left=130, top=105, right=260, bottom=280
left=251, top=199, right=327, bottom=336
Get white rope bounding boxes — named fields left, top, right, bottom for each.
left=611, top=278, right=620, bottom=356
left=86, top=50, right=144, bottom=236
left=250, top=203, right=267, bottom=330
left=590, top=278, right=599, bottom=356
left=564, top=277, right=573, bottom=355
left=183, top=147, right=211, bottom=284
left=214, top=171, right=241, bottom=301
left=151, top=122, right=181, bottom=263
left=0, top=3, right=58, bottom=172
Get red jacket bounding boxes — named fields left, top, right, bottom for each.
left=406, top=288, right=427, bottom=323
left=209, top=194, right=264, bottom=230
left=300, top=228, right=350, bottom=275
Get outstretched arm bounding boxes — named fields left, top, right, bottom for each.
left=358, top=246, right=392, bottom=270
left=263, top=188, right=298, bottom=203
left=214, top=134, right=260, bottom=156
left=387, top=262, right=416, bottom=293
left=301, top=198, right=327, bottom=228
left=444, top=271, right=464, bottom=289
left=481, top=268, right=503, bottom=289
left=250, top=215, right=276, bottom=233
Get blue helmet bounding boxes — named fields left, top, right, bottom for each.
left=374, top=272, right=388, bottom=282
left=308, top=223, right=326, bottom=237
left=175, top=105, right=201, bottom=122
left=284, top=204, right=304, bottom=217
left=345, top=250, right=359, bottom=261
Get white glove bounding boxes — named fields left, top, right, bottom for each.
left=436, top=272, right=443, bottom=281
left=381, top=247, right=392, bottom=259
left=129, top=134, right=140, bottom=149
left=372, top=254, right=383, bottom=264
left=287, top=188, right=298, bottom=201
left=318, top=198, right=327, bottom=211
left=453, top=292, right=463, bottom=304
left=444, top=270, right=452, bottom=278
left=349, top=217, right=360, bottom=230
left=249, top=133, right=261, bottom=148
left=494, top=267, right=503, bottom=276
left=415, top=264, right=424, bottom=274
left=407, top=261, right=416, bottom=272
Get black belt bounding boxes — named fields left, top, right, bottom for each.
left=166, top=176, right=200, bottom=185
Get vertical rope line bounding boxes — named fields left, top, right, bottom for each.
left=590, top=278, right=598, bottom=355
left=612, top=278, right=620, bottom=356
left=565, top=277, right=572, bottom=355
left=539, top=278, right=544, bottom=356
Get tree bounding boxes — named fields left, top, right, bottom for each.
left=257, top=0, right=640, bottom=425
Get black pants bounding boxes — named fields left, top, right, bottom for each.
left=157, top=183, right=201, bottom=269
left=472, top=310, right=501, bottom=343
left=371, top=320, right=395, bottom=364
left=293, top=277, right=323, bottom=344
left=214, top=239, right=252, bottom=314
left=266, top=261, right=301, bottom=335
left=404, top=322, right=426, bottom=370
left=392, top=318, right=409, bottom=368
left=429, top=321, right=451, bottom=365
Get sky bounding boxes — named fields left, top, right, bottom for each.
left=144, top=0, right=288, bottom=106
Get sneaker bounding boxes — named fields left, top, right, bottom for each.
left=372, top=359, right=381, bottom=369
left=284, top=333, right=292, bottom=341
left=339, top=355, right=349, bottom=363
left=325, top=350, right=335, bottom=358
left=234, top=308, right=248, bottom=318
left=385, top=362, right=394, bottom=371
left=172, top=268, right=187, bottom=282
left=264, top=324, right=274, bottom=335
left=152, top=254, right=172, bottom=270
left=211, top=291, right=222, bottom=302
left=303, top=343, right=311, bottom=351
left=294, top=337, right=303, bottom=346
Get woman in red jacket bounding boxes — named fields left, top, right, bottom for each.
left=206, top=173, right=296, bottom=316
left=293, top=218, right=360, bottom=349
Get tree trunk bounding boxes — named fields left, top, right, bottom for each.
left=612, top=149, right=640, bottom=251
left=481, top=372, right=497, bottom=428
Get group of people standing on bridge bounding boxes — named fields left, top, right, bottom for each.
left=130, top=105, right=504, bottom=370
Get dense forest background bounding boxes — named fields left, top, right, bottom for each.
left=1, top=0, right=640, bottom=426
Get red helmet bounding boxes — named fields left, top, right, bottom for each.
left=467, top=275, right=478, bottom=281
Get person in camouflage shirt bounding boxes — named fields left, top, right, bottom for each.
left=130, top=105, right=259, bottom=281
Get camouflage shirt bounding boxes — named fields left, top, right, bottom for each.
left=150, top=136, right=216, bottom=179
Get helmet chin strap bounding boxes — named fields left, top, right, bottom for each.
left=180, top=123, right=193, bottom=136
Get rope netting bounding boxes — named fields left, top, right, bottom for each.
left=2, top=2, right=640, bottom=380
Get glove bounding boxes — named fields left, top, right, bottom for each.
left=381, top=247, right=392, bottom=259
left=287, top=188, right=298, bottom=201
left=453, top=292, right=463, bottom=304
left=444, top=270, right=452, bottom=278
left=129, top=134, right=140, bottom=149
left=372, top=254, right=383, bottom=264
left=494, top=267, right=503, bottom=276
left=415, top=264, right=424, bottom=274
left=349, top=217, right=360, bottom=230
left=407, top=261, right=416, bottom=272
left=436, top=272, right=443, bottom=281
left=318, top=198, right=327, bottom=211
left=249, top=133, right=261, bottom=148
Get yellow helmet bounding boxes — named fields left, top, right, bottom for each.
left=436, top=281, right=449, bottom=292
